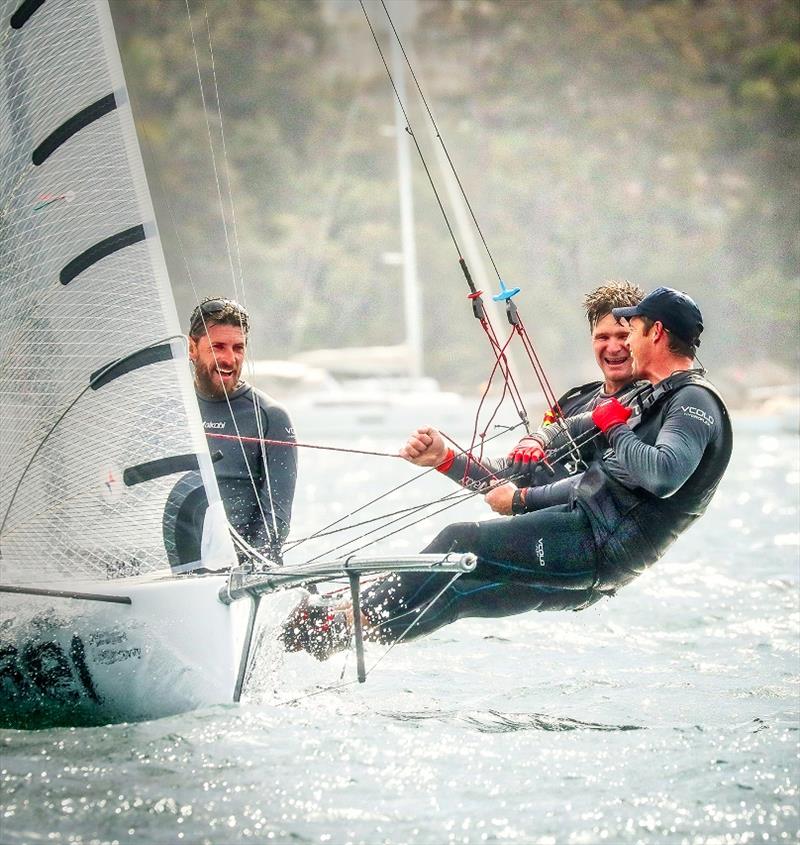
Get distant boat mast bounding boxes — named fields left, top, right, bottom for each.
left=389, top=0, right=423, bottom=380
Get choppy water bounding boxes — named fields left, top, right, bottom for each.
left=2, top=422, right=798, bottom=845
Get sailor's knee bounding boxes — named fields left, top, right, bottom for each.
left=421, top=521, right=480, bottom=554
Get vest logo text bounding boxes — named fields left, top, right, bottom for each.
left=680, top=406, right=714, bottom=427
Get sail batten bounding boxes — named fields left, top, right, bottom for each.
left=9, top=0, right=46, bottom=30
left=0, top=0, right=236, bottom=585
left=89, top=343, right=175, bottom=390
left=60, top=222, right=146, bottom=284
left=32, top=92, right=118, bottom=166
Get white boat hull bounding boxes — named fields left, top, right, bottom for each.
left=0, top=575, right=255, bottom=728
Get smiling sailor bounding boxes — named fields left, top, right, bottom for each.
left=509, top=280, right=644, bottom=486
left=188, top=297, right=296, bottom=561
left=282, top=285, right=732, bottom=660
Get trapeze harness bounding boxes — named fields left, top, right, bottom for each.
left=360, top=370, right=732, bottom=643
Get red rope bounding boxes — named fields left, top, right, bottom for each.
left=205, top=432, right=402, bottom=458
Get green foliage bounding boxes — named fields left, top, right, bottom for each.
left=112, top=0, right=799, bottom=393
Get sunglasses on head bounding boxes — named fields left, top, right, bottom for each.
left=189, top=298, right=249, bottom=335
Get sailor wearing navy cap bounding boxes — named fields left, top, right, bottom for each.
left=612, top=285, right=704, bottom=358
left=282, top=285, right=733, bottom=660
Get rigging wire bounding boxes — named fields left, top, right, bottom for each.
left=198, top=0, right=283, bottom=549
left=358, top=0, right=530, bottom=432
left=264, top=422, right=520, bottom=558
left=379, top=0, right=502, bottom=283
left=366, top=0, right=589, bottom=467
left=183, top=0, right=281, bottom=552
left=360, top=570, right=464, bottom=672
left=206, top=431, right=402, bottom=459
left=139, top=138, right=277, bottom=555
left=300, top=486, right=478, bottom=564
left=282, top=490, right=470, bottom=544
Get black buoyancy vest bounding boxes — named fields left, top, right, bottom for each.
left=556, top=380, right=604, bottom=413
left=574, top=370, right=733, bottom=582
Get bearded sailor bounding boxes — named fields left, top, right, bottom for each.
left=282, top=286, right=732, bottom=659
left=163, top=298, right=296, bottom=569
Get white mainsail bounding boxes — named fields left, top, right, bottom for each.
left=0, top=1, right=478, bottom=728
left=0, top=0, right=236, bottom=584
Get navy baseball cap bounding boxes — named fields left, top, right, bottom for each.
left=612, top=286, right=703, bottom=346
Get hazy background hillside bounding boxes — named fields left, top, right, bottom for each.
left=111, top=0, right=799, bottom=403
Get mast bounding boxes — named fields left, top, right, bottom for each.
left=388, top=0, right=423, bottom=380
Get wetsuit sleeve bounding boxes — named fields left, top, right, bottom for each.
left=535, top=379, right=648, bottom=455
left=537, top=412, right=596, bottom=448
left=258, top=401, right=297, bottom=543
left=439, top=453, right=512, bottom=492
left=531, top=412, right=597, bottom=479
left=521, top=474, right=582, bottom=510
left=604, top=386, right=720, bottom=498
left=532, top=381, right=646, bottom=471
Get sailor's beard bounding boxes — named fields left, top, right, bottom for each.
left=193, top=360, right=240, bottom=399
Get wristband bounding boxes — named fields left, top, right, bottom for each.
left=511, top=487, right=528, bottom=515
left=435, top=448, right=456, bottom=474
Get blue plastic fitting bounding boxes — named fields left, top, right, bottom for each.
left=492, top=280, right=521, bottom=302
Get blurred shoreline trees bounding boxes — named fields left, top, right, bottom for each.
left=112, top=0, right=799, bottom=397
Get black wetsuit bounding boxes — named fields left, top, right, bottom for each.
left=162, top=382, right=296, bottom=569
left=198, top=382, right=296, bottom=553
left=527, top=380, right=636, bottom=484
left=361, top=370, right=732, bottom=642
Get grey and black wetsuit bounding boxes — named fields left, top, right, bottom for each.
left=163, top=381, right=296, bottom=570
left=361, top=370, right=732, bottom=643
left=198, top=382, right=296, bottom=555
left=527, top=380, right=637, bottom=484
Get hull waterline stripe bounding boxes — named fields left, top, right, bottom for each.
left=9, top=0, right=45, bottom=29
left=0, top=585, right=131, bottom=604
left=124, top=453, right=200, bottom=486
left=61, top=224, right=146, bottom=285
left=90, top=343, right=174, bottom=390
left=32, top=93, right=117, bottom=165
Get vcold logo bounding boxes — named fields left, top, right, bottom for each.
left=680, top=406, right=714, bottom=427
left=535, top=537, right=546, bottom=567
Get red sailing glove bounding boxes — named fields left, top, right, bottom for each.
left=507, top=436, right=545, bottom=475
left=591, top=397, right=632, bottom=434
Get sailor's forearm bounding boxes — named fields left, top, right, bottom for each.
left=520, top=475, right=580, bottom=511
left=606, top=425, right=705, bottom=498
left=440, top=453, right=511, bottom=492
left=538, top=412, right=595, bottom=450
